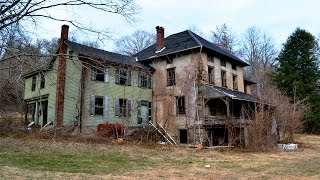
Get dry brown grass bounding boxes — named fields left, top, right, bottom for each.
left=1, top=134, right=320, bottom=179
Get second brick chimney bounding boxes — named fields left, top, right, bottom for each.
left=55, top=25, right=69, bottom=128
left=156, top=26, right=165, bottom=52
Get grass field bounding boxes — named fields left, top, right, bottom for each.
left=0, top=134, right=320, bottom=179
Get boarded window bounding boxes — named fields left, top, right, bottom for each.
left=221, top=70, right=227, bottom=87
left=31, top=76, right=36, bottom=91
left=220, top=59, right=226, bottom=67
left=167, top=68, right=176, bottom=86
left=176, top=96, right=186, bottom=115
left=233, top=75, right=238, bottom=90
left=40, top=74, right=45, bottom=89
left=208, top=66, right=214, bottom=84
left=138, top=72, right=152, bottom=88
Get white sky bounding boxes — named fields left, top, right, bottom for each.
left=33, top=0, right=320, bottom=51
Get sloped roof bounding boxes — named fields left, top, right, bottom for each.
left=135, top=30, right=249, bottom=66
left=65, top=40, right=152, bottom=70
left=201, top=85, right=258, bottom=102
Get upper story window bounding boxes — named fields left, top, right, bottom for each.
left=208, top=66, right=214, bottom=85
left=176, top=96, right=186, bottom=115
left=138, top=72, right=152, bottom=89
left=40, top=74, right=45, bottom=89
left=233, top=75, right=238, bottom=90
left=208, top=56, right=214, bottom=62
left=166, top=57, right=173, bottom=64
left=232, top=63, right=237, bottom=70
left=220, top=59, right=226, bottom=67
left=115, top=67, right=131, bottom=86
left=91, top=67, right=109, bottom=82
left=167, top=68, right=176, bottom=86
left=221, top=70, right=227, bottom=87
left=31, top=76, right=36, bottom=91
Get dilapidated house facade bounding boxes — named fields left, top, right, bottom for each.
left=24, top=25, right=257, bottom=145
left=135, top=26, right=257, bottom=146
left=23, top=25, right=153, bottom=134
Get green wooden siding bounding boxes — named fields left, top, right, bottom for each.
left=24, top=61, right=57, bottom=125
left=62, top=49, right=82, bottom=126
left=82, top=65, right=152, bottom=127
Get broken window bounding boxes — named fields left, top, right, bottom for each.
left=90, top=96, right=108, bottom=116
left=91, top=67, right=109, bottom=82
left=115, top=67, right=131, bottom=86
left=232, top=63, right=237, bottom=70
left=208, top=66, right=214, bottom=85
left=221, top=70, right=227, bottom=87
left=31, top=76, right=36, bottom=91
left=167, top=68, right=176, bottom=86
left=176, top=96, right=185, bottom=115
left=115, top=98, right=131, bottom=117
left=138, top=72, right=152, bottom=88
left=40, top=74, right=45, bottom=89
left=233, top=75, right=238, bottom=90
left=220, top=59, right=226, bottom=67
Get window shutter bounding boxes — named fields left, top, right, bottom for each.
left=103, top=96, right=109, bottom=118
left=91, top=67, right=96, bottom=81
left=138, top=72, right=141, bottom=87
left=104, top=68, right=109, bottom=83
left=90, top=95, right=95, bottom=115
left=115, top=68, right=120, bottom=84
left=127, top=69, right=132, bottom=86
left=137, top=101, right=141, bottom=124
left=115, top=98, right=120, bottom=117
left=126, top=99, right=131, bottom=117
left=148, top=101, right=152, bottom=122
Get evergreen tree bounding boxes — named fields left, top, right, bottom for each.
left=273, top=28, right=320, bottom=133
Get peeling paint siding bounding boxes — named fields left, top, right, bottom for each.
left=24, top=61, right=57, bottom=124
left=62, top=49, right=82, bottom=125
left=206, top=56, right=245, bottom=92
left=81, top=65, right=152, bottom=127
left=151, top=53, right=198, bottom=132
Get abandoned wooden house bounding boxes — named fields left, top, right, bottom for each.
left=23, top=25, right=153, bottom=135
left=23, top=25, right=257, bottom=146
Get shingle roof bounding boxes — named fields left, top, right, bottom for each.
left=135, top=30, right=249, bottom=66
left=201, top=85, right=258, bottom=102
left=65, top=40, right=152, bottom=70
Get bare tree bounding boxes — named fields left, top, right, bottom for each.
left=210, top=23, right=240, bottom=55
left=188, top=25, right=204, bottom=37
left=240, top=26, right=278, bottom=96
left=114, top=30, right=155, bottom=56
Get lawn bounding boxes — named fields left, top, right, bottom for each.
left=0, top=134, right=320, bottom=179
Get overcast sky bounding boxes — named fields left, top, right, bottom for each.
left=34, top=0, right=320, bottom=51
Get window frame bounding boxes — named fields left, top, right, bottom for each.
left=40, top=74, right=45, bottom=89
left=167, top=68, right=176, bottom=86
left=220, top=59, right=226, bottom=67
left=94, top=96, right=104, bottom=116
left=176, top=96, right=186, bottom=115
left=138, top=72, right=152, bottom=89
left=221, top=70, right=227, bottom=87
left=233, top=74, right=238, bottom=90
left=31, top=76, right=36, bottom=91
left=232, top=63, right=237, bottom=70
left=115, top=67, right=131, bottom=86
left=208, top=66, right=215, bottom=85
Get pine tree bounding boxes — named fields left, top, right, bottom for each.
left=273, top=28, right=320, bottom=133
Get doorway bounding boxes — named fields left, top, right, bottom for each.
left=179, top=129, right=188, bottom=144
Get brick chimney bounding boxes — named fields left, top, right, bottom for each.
left=55, top=25, right=69, bottom=128
left=156, top=26, right=164, bottom=52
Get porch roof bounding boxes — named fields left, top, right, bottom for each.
left=201, top=85, right=258, bottom=102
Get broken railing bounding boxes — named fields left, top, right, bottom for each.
left=203, top=116, right=252, bottom=125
